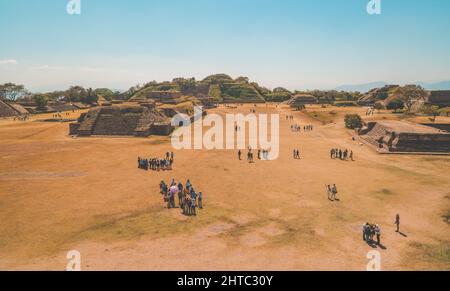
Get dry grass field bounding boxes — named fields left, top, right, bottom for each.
left=0, top=105, right=449, bottom=270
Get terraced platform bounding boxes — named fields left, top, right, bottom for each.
left=69, top=104, right=173, bottom=137
left=359, top=120, right=450, bottom=153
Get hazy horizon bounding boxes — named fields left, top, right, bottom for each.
left=1, top=0, right=450, bottom=92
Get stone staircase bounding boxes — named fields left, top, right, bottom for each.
left=92, top=112, right=141, bottom=136
left=360, top=123, right=390, bottom=152
left=360, top=121, right=450, bottom=153
left=71, top=105, right=174, bottom=137
left=0, top=100, right=20, bottom=117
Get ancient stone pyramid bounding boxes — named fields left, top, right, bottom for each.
left=0, top=100, right=23, bottom=117
left=70, top=104, right=173, bottom=137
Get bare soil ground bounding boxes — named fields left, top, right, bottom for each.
left=0, top=105, right=449, bottom=270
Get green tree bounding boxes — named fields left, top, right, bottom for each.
left=373, top=101, right=385, bottom=112
left=33, top=94, right=48, bottom=111
left=386, top=98, right=404, bottom=113
left=66, top=86, right=87, bottom=103
left=0, top=83, right=27, bottom=101
left=420, top=105, right=440, bottom=123
left=82, top=88, right=99, bottom=104
left=391, top=85, right=428, bottom=113
left=344, top=114, right=363, bottom=129
left=94, top=88, right=114, bottom=101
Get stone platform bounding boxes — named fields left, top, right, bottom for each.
left=359, top=120, right=450, bottom=153
left=69, top=104, right=173, bottom=137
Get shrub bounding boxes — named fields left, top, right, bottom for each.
left=374, top=101, right=385, bottom=112
left=344, top=114, right=363, bottom=129
left=386, top=98, right=404, bottom=113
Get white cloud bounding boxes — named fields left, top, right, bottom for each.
left=0, top=59, right=18, bottom=65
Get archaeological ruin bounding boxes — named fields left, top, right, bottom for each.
left=69, top=103, right=174, bottom=137
left=0, top=100, right=29, bottom=118
left=359, top=120, right=450, bottom=153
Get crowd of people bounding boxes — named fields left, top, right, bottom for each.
left=303, top=125, right=314, bottom=131
left=365, top=108, right=375, bottom=116
left=363, top=223, right=382, bottom=245
left=238, top=147, right=271, bottom=162
left=52, top=112, right=71, bottom=119
left=326, top=184, right=338, bottom=201
left=138, top=152, right=174, bottom=171
left=159, top=179, right=203, bottom=216
left=330, top=148, right=354, bottom=161
left=13, top=114, right=30, bottom=121
left=291, top=124, right=302, bottom=132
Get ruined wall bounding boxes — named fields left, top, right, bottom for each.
left=421, top=123, right=450, bottom=132
left=392, top=133, right=450, bottom=152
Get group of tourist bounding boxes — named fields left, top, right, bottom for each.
left=286, top=115, right=294, bottom=121
left=293, top=149, right=301, bottom=159
left=13, top=114, right=29, bottom=121
left=360, top=215, right=402, bottom=247
left=330, top=148, right=354, bottom=161
left=159, top=179, right=203, bottom=216
left=363, top=223, right=382, bottom=245
left=365, top=108, right=375, bottom=116
left=52, top=112, right=70, bottom=120
left=138, top=152, right=175, bottom=171
left=291, top=124, right=302, bottom=132
left=326, top=184, right=339, bottom=201
left=238, top=148, right=271, bottom=162
left=303, top=125, right=314, bottom=131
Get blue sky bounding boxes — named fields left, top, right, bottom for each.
left=0, top=0, right=450, bottom=92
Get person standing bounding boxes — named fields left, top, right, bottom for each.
left=395, top=214, right=400, bottom=232
left=363, top=223, right=368, bottom=241
left=375, top=225, right=381, bottom=245
left=238, top=150, right=242, bottom=160
left=331, top=184, right=338, bottom=200
left=198, top=192, right=203, bottom=209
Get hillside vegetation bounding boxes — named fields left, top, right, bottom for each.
left=130, top=74, right=266, bottom=103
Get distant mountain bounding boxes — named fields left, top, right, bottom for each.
left=417, top=81, right=450, bottom=91
left=335, top=82, right=388, bottom=93
left=336, top=80, right=450, bottom=93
